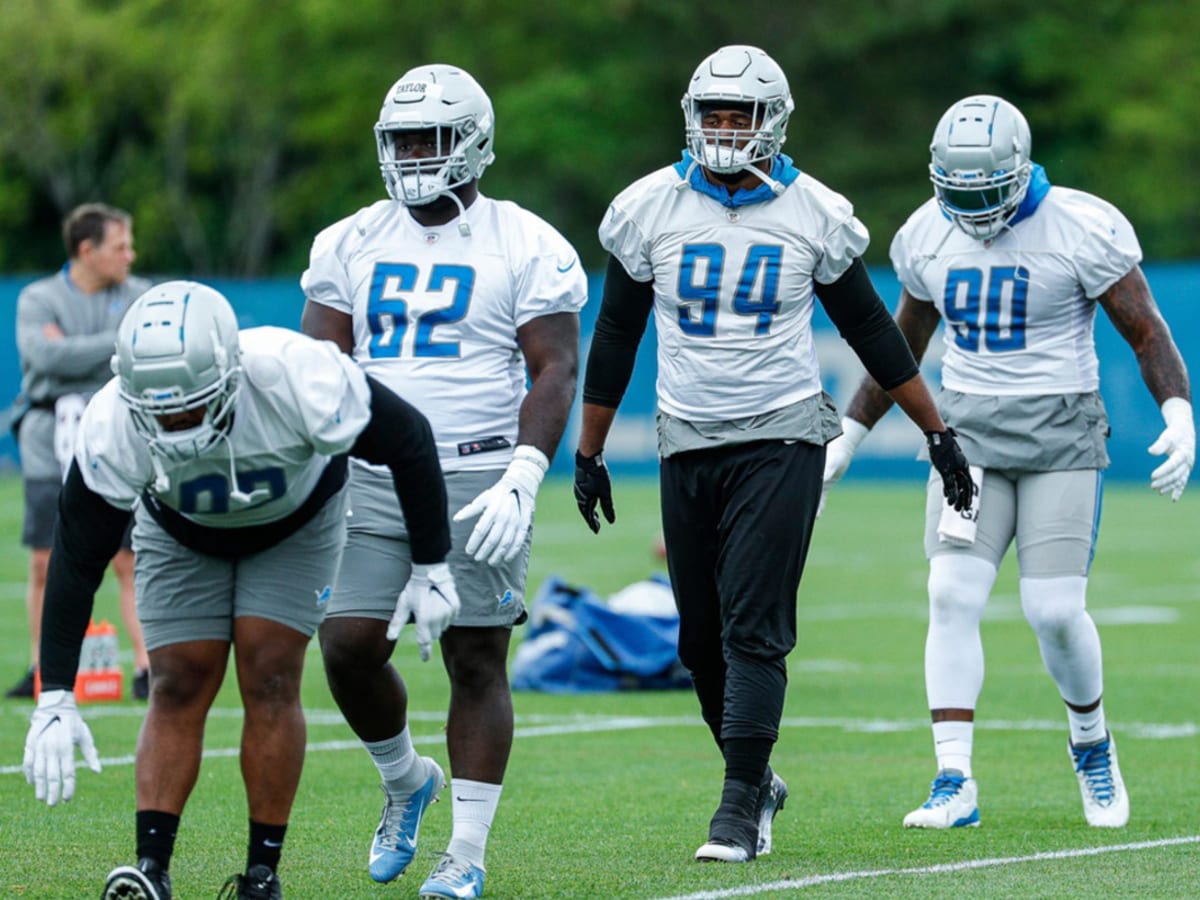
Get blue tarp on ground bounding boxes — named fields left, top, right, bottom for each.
left=511, top=574, right=691, bottom=693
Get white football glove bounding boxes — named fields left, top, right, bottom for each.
left=453, top=445, right=548, bottom=566
left=817, top=417, right=871, bottom=517
left=388, top=562, right=461, bottom=661
left=1148, top=397, right=1195, bottom=502
left=23, top=688, right=102, bottom=806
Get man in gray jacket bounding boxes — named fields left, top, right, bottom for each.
left=9, top=203, right=151, bottom=699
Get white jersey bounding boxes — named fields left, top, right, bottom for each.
left=75, top=327, right=372, bottom=527
left=302, top=195, right=587, bottom=472
left=600, top=161, right=868, bottom=421
left=891, top=185, right=1141, bottom=396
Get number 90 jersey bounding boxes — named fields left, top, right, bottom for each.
left=890, top=186, right=1141, bottom=396
left=600, top=164, right=868, bottom=422
left=302, top=196, right=587, bottom=472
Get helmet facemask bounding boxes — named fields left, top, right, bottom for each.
left=375, top=66, right=495, bottom=206
left=682, top=45, right=793, bottom=175
left=122, top=355, right=239, bottom=463
left=930, top=96, right=1033, bottom=241
left=684, top=96, right=790, bottom=174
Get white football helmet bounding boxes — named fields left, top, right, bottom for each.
left=930, top=95, right=1032, bottom=240
left=112, top=280, right=241, bottom=462
left=375, top=64, right=496, bottom=206
left=682, top=45, right=793, bottom=174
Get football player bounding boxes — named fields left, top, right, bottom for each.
left=22, top=281, right=456, bottom=900
left=822, top=95, right=1194, bottom=829
left=11, top=203, right=150, bottom=701
left=571, top=44, right=973, bottom=863
left=301, top=64, right=584, bottom=899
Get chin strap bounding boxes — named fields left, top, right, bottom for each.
left=744, top=162, right=786, bottom=195
left=674, top=157, right=700, bottom=191
left=444, top=190, right=472, bottom=236
left=219, top=427, right=270, bottom=506
left=150, top=453, right=170, bottom=493
left=674, top=156, right=784, bottom=195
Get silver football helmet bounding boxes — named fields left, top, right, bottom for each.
left=682, top=45, right=793, bottom=173
left=112, top=280, right=241, bottom=462
left=930, top=95, right=1032, bottom=240
left=375, top=64, right=496, bottom=206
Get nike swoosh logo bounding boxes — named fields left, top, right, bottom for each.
left=556, top=259, right=577, bottom=273
left=37, top=715, right=62, bottom=738
left=263, top=839, right=283, bottom=848
left=456, top=796, right=487, bottom=802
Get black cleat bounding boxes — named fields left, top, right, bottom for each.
left=102, top=858, right=172, bottom=900
left=217, top=864, right=283, bottom=900
left=5, top=666, right=35, bottom=699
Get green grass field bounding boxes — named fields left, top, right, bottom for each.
left=1, top=474, right=1197, bottom=899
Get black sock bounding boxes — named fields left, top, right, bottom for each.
left=248, top=820, right=287, bottom=873
left=136, top=810, right=180, bottom=870
left=709, top=779, right=759, bottom=851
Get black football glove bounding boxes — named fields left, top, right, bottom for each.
left=925, top=428, right=976, bottom=513
left=574, top=450, right=616, bottom=534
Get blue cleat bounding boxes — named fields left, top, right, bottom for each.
left=419, top=853, right=486, bottom=899
left=369, top=756, right=446, bottom=883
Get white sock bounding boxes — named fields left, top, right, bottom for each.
left=447, top=778, right=502, bottom=869
left=364, top=727, right=422, bottom=794
left=932, top=720, right=974, bottom=778
left=1067, top=700, right=1107, bottom=747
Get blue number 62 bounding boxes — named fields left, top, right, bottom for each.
left=366, top=262, right=475, bottom=358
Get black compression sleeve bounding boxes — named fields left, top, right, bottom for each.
left=40, top=462, right=133, bottom=690
left=351, top=375, right=451, bottom=564
left=814, top=258, right=920, bottom=391
left=581, top=255, right=655, bottom=407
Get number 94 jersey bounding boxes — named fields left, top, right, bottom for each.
left=890, top=186, right=1141, bottom=396
left=302, top=196, right=587, bottom=472
left=600, top=162, right=868, bottom=422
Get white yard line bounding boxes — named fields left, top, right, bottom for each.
left=7, top=708, right=1198, bottom=895
left=647, top=836, right=1200, bottom=899
left=2, top=711, right=1196, bottom=776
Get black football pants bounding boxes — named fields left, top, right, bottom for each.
left=660, top=438, right=824, bottom=748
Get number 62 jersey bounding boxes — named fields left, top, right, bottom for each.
left=890, top=185, right=1142, bottom=397
left=302, top=196, right=587, bottom=472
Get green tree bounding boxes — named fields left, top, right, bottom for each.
left=0, top=0, right=1195, bottom=275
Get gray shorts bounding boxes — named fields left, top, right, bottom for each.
left=130, top=488, right=348, bottom=650
left=325, top=465, right=529, bottom=628
left=936, top=390, right=1110, bottom=470
left=925, top=467, right=1102, bottom=577
left=23, top=478, right=133, bottom=551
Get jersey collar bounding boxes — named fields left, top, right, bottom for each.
left=673, top=151, right=801, bottom=208
left=1006, top=162, right=1051, bottom=228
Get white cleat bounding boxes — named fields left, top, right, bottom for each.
left=755, top=771, right=788, bottom=856
left=695, top=840, right=751, bottom=863
left=903, top=769, right=980, bottom=829
left=1070, top=731, right=1129, bottom=828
